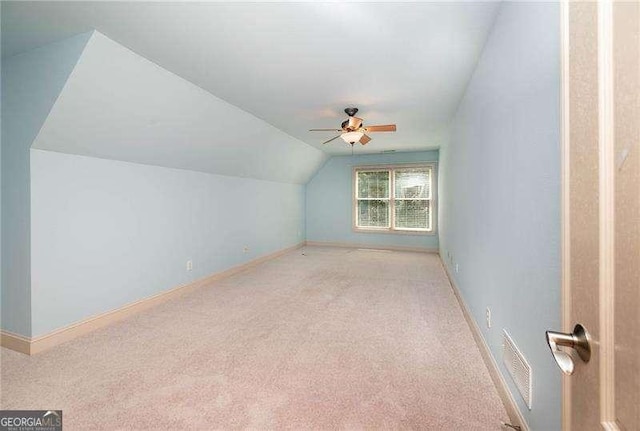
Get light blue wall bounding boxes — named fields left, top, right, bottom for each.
left=439, top=3, right=561, bottom=430
left=30, top=149, right=305, bottom=337
left=1, top=4, right=3, bottom=331
left=1, top=32, right=91, bottom=336
left=2, top=31, right=319, bottom=338
left=306, top=151, right=439, bottom=250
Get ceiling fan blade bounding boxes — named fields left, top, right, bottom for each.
left=309, top=128, right=343, bottom=132
left=364, top=124, right=397, bottom=132
left=321, top=135, right=341, bottom=145
left=359, top=134, right=372, bottom=145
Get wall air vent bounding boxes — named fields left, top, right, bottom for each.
left=502, top=329, right=532, bottom=410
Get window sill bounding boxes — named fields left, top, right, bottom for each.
left=353, top=227, right=437, bottom=236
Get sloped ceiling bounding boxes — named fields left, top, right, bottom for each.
left=2, top=2, right=501, bottom=155
left=32, top=32, right=327, bottom=184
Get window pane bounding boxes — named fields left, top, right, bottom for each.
left=394, top=168, right=430, bottom=199
left=394, top=199, right=430, bottom=230
left=357, top=171, right=389, bottom=198
left=357, top=200, right=389, bottom=227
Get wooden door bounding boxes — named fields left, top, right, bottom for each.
left=560, top=0, right=639, bottom=429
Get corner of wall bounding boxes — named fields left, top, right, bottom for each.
left=1, top=30, right=93, bottom=337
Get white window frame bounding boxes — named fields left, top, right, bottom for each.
left=352, top=163, right=437, bottom=235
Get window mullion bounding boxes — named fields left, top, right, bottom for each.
left=390, top=169, right=395, bottom=230
left=427, top=196, right=432, bottom=231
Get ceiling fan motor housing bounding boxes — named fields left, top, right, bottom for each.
left=347, top=116, right=363, bottom=131
left=341, top=118, right=363, bottom=132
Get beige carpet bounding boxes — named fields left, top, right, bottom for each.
left=1, top=246, right=507, bottom=430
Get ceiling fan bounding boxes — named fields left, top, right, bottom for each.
left=309, top=107, right=396, bottom=146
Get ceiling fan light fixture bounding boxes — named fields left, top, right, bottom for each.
left=341, top=131, right=364, bottom=144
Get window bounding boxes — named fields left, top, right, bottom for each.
left=354, top=164, right=435, bottom=233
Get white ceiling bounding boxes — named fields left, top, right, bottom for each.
left=2, top=2, right=500, bottom=155
left=32, top=31, right=328, bottom=184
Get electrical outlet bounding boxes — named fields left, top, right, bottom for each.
left=486, top=307, right=492, bottom=328
left=243, top=246, right=249, bottom=253
left=455, top=263, right=459, bottom=273
left=186, top=260, right=193, bottom=271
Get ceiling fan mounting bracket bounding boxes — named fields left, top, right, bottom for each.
left=344, top=107, right=359, bottom=117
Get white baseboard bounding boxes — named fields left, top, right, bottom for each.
left=1, top=242, right=304, bottom=355
left=305, top=240, right=438, bottom=254
left=441, top=258, right=530, bottom=431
